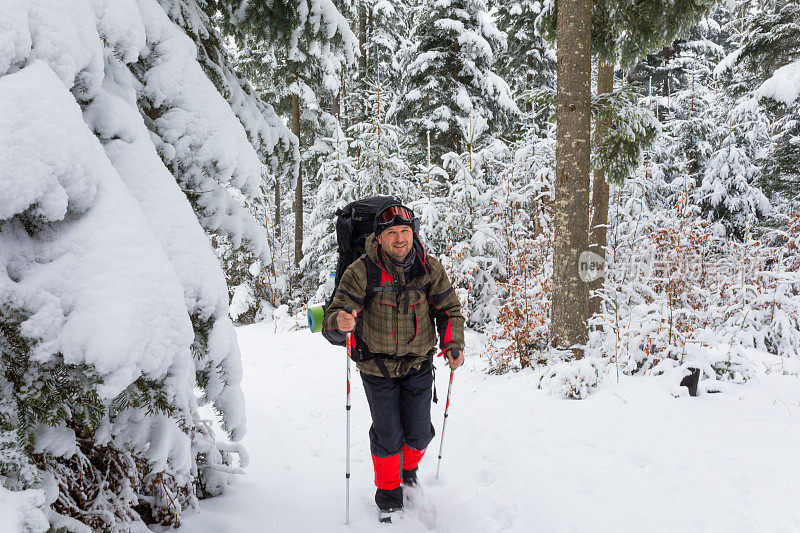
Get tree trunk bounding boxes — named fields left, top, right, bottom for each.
left=589, top=62, right=614, bottom=322
left=274, top=175, right=281, bottom=239
left=526, top=55, right=534, bottom=114
left=358, top=1, right=367, bottom=82
left=292, top=93, right=303, bottom=269
left=332, top=88, right=340, bottom=119
left=368, top=5, right=373, bottom=59
left=550, top=0, right=592, bottom=358
left=342, top=78, right=350, bottom=135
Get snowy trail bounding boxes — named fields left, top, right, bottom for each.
left=179, top=322, right=800, bottom=532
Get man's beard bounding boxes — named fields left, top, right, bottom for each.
left=385, top=243, right=413, bottom=263
left=385, top=245, right=411, bottom=262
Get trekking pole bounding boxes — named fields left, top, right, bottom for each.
left=435, top=358, right=457, bottom=480
left=343, top=305, right=354, bottom=525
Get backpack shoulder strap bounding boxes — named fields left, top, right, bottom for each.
left=362, top=254, right=382, bottom=309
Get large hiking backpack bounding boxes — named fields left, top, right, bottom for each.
left=326, top=195, right=421, bottom=304
left=330, top=196, right=395, bottom=296
left=321, top=195, right=423, bottom=347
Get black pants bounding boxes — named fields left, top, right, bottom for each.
left=360, top=359, right=436, bottom=457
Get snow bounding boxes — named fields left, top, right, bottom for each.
left=0, top=0, right=31, bottom=76
left=0, top=60, right=99, bottom=221
left=229, top=283, right=256, bottom=321
left=25, top=0, right=104, bottom=100
left=754, top=59, right=800, bottom=105
left=84, top=53, right=246, bottom=436
left=0, top=486, right=49, bottom=533
left=435, top=18, right=466, bottom=34
left=455, top=85, right=473, bottom=113
left=457, top=29, right=494, bottom=61
left=713, top=48, right=742, bottom=77
left=112, top=410, right=193, bottom=475
left=91, top=0, right=146, bottom=63
left=179, top=322, right=800, bottom=532
left=138, top=0, right=268, bottom=256
left=0, top=61, right=195, bottom=400
left=33, top=425, right=77, bottom=458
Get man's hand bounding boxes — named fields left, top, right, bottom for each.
left=446, top=348, right=464, bottom=370
left=336, top=308, right=358, bottom=332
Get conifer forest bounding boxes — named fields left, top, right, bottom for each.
left=1, top=0, right=799, bottom=531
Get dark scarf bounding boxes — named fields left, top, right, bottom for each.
left=389, top=250, right=415, bottom=283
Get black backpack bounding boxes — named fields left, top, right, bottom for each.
left=326, top=195, right=421, bottom=303
left=329, top=196, right=396, bottom=296
left=322, top=196, right=423, bottom=342
left=321, top=197, right=440, bottom=392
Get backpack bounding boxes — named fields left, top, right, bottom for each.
left=322, top=196, right=425, bottom=348
left=329, top=195, right=397, bottom=299
left=321, top=198, right=440, bottom=394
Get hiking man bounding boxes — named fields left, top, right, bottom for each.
left=322, top=198, right=465, bottom=519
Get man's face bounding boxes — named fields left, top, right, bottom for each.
left=377, top=224, right=413, bottom=261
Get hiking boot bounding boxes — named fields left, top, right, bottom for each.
left=402, top=468, right=418, bottom=487
left=375, top=487, right=403, bottom=512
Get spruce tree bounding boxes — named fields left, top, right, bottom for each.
left=656, top=15, right=728, bottom=210
left=301, top=124, right=358, bottom=302
left=627, top=5, right=772, bottom=238
left=697, top=116, right=772, bottom=238
left=160, top=0, right=300, bottom=321
left=493, top=0, right=556, bottom=120
left=0, top=1, right=292, bottom=527
left=389, top=0, right=519, bottom=162
left=724, top=2, right=800, bottom=201
left=218, top=0, right=358, bottom=274
left=357, top=0, right=416, bottom=121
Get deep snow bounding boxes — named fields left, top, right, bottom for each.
left=179, top=321, right=800, bottom=532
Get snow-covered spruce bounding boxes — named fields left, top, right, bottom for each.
left=493, top=0, right=556, bottom=132
left=219, top=0, right=357, bottom=316
left=388, top=0, right=519, bottom=163
left=0, top=0, right=291, bottom=528
left=158, top=0, right=300, bottom=325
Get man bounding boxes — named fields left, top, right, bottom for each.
left=323, top=198, right=465, bottom=518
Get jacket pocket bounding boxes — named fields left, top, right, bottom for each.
left=363, top=292, right=396, bottom=354
left=407, top=291, right=432, bottom=348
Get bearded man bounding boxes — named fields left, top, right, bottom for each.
left=323, top=197, right=465, bottom=520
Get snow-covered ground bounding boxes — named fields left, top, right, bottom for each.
left=179, top=321, right=800, bottom=532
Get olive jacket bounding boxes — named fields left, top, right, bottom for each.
left=323, top=233, right=465, bottom=377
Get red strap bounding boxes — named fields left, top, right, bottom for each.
left=372, top=453, right=402, bottom=490
left=402, top=445, right=426, bottom=471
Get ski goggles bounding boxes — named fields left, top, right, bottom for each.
left=376, top=205, right=414, bottom=226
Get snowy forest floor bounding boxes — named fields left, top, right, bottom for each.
left=177, top=321, right=800, bottom=532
